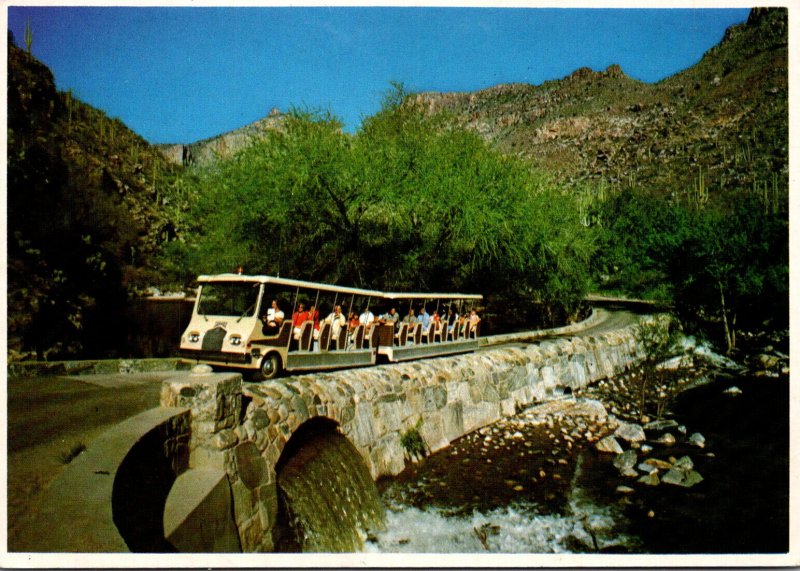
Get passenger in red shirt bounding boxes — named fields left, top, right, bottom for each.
left=308, top=305, right=320, bottom=339
left=292, top=303, right=310, bottom=339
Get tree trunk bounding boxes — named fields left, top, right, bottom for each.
left=718, top=280, right=734, bottom=354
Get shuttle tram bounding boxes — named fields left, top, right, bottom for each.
left=178, top=274, right=482, bottom=380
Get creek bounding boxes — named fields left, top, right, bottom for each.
left=269, top=338, right=789, bottom=554
left=363, top=351, right=789, bottom=554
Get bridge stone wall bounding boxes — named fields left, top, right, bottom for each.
left=160, top=321, right=647, bottom=552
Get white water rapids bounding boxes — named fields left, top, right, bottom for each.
left=365, top=453, right=640, bottom=553
left=364, top=335, right=737, bottom=554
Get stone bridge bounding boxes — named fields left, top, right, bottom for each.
left=28, top=313, right=652, bottom=552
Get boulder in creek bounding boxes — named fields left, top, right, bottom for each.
left=643, top=458, right=673, bottom=470
left=596, top=435, right=624, bottom=454
left=656, top=433, right=676, bottom=446
left=757, top=354, right=780, bottom=370
left=613, top=449, right=638, bottom=472
left=615, top=422, right=646, bottom=443
left=688, top=432, right=706, bottom=448
left=644, top=419, right=679, bottom=432
left=637, top=472, right=660, bottom=486
left=638, top=462, right=659, bottom=474
left=662, top=467, right=704, bottom=488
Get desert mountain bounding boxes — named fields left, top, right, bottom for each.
left=160, top=9, right=787, bottom=205
left=410, top=8, right=787, bottom=200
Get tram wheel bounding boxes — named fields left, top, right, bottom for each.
left=256, top=353, right=282, bottom=381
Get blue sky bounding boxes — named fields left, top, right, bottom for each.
left=7, top=6, right=750, bottom=144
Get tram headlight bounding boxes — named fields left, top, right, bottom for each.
left=188, top=332, right=200, bottom=343
left=230, top=335, right=242, bottom=346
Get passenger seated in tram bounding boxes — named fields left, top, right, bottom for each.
left=348, top=311, right=360, bottom=332
left=418, top=306, right=431, bottom=329
left=261, top=300, right=285, bottom=336
left=292, top=302, right=310, bottom=339
left=324, top=305, right=347, bottom=340
left=359, top=306, right=375, bottom=329
left=308, top=304, right=321, bottom=339
left=446, top=306, right=458, bottom=334
left=469, top=309, right=481, bottom=328
left=456, top=313, right=468, bottom=336
left=380, top=307, right=400, bottom=330
left=403, top=308, right=417, bottom=325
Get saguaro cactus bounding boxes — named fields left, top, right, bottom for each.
left=24, top=17, right=32, bottom=54
left=65, top=89, right=73, bottom=131
left=692, top=165, right=709, bottom=209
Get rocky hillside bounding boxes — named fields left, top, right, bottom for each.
left=7, top=36, right=187, bottom=357
left=157, top=108, right=287, bottom=167
left=162, top=9, right=787, bottom=205
left=410, top=8, right=788, bottom=202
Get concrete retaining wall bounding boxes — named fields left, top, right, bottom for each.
left=7, top=357, right=190, bottom=378
left=17, top=407, right=191, bottom=552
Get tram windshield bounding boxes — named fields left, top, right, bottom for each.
left=197, top=282, right=261, bottom=317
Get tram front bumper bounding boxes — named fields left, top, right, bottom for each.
left=178, top=348, right=253, bottom=365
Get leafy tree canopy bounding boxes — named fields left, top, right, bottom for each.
left=169, top=88, right=595, bottom=326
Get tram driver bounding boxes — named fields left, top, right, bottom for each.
left=261, top=299, right=285, bottom=336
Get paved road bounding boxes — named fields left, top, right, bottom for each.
left=6, top=371, right=179, bottom=550
left=562, top=309, right=642, bottom=335
left=479, top=308, right=645, bottom=353
left=7, top=372, right=176, bottom=453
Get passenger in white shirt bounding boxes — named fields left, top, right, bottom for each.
left=359, top=307, right=375, bottom=328
left=325, top=305, right=347, bottom=338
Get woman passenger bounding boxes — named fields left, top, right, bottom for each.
left=348, top=311, right=360, bottom=332
left=469, top=310, right=480, bottom=327
left=292, top=303, right=309, bottom=339
left=308, top=305, right=320, bottom=339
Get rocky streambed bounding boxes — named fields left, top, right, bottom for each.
left=368, top=333, right=789, bottom=554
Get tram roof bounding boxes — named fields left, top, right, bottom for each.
left=382, top=292, right=483, bottom=301
left=196, top=274, right=481, bottom=300
left=197, top=274, right=381, bottom=297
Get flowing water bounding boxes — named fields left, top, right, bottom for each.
left=273, top=342, right=789, bottom=554
left=366, top=351, right=789, bottom=554
left=274, top=430, right=386, bottom=552
left=366, top=400, right=641, bottom=553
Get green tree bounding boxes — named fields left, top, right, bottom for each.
left=591, top=188, right=685, bottom=300
left=177, top=93, right=595, bottom=327
left=669, top=193, right=788, bottom=352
